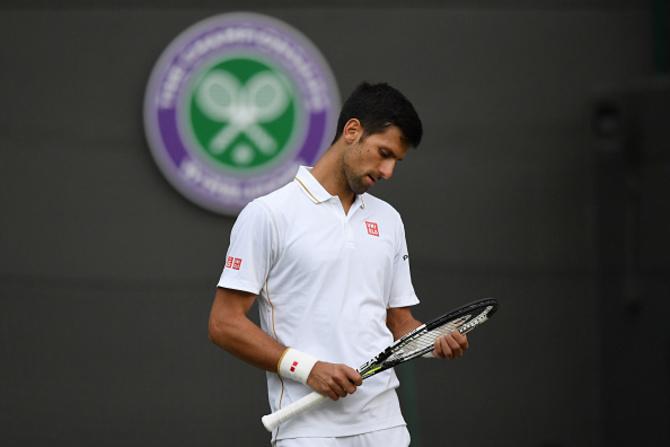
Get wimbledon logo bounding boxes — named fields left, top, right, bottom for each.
left=144, top=13, right=339, bottom=215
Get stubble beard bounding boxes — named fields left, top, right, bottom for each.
left=350, top=176, right=369, bottom=195
left=342, top=143, right=371, bottom=195
left=343, top=164, right=370, bottom=195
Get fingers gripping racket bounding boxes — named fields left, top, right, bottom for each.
left=261, top=298, right=498, bottom=431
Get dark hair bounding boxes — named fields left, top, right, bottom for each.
left=332, top=82, right=423, bottom=148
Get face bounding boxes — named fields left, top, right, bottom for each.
left=342, top=122, right=409, bottom=195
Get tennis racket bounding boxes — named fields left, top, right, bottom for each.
left=261, top=297, right=498, bottom=431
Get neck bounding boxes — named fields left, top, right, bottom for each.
left=311, top=142, right=356, bottom=211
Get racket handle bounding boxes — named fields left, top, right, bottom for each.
left=261, top=391, right=327, bottom=432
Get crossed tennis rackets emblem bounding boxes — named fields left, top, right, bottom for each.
left=196, top=70, right=290, bottom=160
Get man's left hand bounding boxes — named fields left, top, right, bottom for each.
left=432, top=331, right=469, bottom=359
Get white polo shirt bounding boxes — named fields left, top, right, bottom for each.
left=218, top=166, right=419, bottom=441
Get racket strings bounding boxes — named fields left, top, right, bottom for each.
left=387, top=316, right=470, bottom=361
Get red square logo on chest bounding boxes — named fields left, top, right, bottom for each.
left=365, top=221, right=380, bottom=237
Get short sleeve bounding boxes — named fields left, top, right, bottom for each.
left=388, top=215, right=420, bottom=308
left=217, top=200, right=276, bottom=295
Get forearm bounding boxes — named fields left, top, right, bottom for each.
left=209, top=313, right=286, bottom=373
left=208, top=288, right=361, bottom=399
left=386, top=307, right=423, bottom=340
left=208, top=287, right=286, bottom=373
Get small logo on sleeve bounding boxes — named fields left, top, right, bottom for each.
left=365, top=221, right=379, bottom=237
left=290, top=361, right=298, bottom=373
left=226, top=256, right=243, bottom=270
left=402, top=254, right=409, bottom=261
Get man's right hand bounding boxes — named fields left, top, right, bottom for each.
left=306, top=361, right=362, bottom=400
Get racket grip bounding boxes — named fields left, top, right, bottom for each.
left=261, top=391, right=328, bottom=432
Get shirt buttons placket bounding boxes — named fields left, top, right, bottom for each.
left=344, top=222, right=355, bottom=247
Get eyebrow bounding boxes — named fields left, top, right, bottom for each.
left=380, top=145, right=404, bottom=161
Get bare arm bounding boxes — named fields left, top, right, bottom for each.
left=208, top=287, right=361, bottom=399
left=386, top=306, right=469, bottom=359
left=208, top=287, right=285, bottom=372
left=386, top=306, right=423, bottom=340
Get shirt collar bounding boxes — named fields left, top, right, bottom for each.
left=294, top=166, right=332, bottom=204
left=294, top=166, right=366, bottom=209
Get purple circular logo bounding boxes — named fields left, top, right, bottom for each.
left=144, top=13, right=340, bottom=215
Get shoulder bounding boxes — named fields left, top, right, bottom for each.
left=362, top=193, right=403, bottom=222
left=257, top=180, right=301, bottom=208
left=235, top=180, right=303, bottom=233
left=243, top=181, right=300, bottom=217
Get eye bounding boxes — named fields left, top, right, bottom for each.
left=379, top=148, right=391, bottom=158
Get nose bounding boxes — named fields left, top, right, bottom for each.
left=379, top=159, right=396, bottom=180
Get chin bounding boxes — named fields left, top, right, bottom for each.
left=349, top=181, right=369, bottom=195
left=355, top=184, right=371, bottom=195
left=344, top=171, right=370, bottom=195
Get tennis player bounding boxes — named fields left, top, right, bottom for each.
left=208, top=82, right=469, bottom=446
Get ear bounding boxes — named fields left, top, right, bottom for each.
left=342, top=118, right=363, bottom=145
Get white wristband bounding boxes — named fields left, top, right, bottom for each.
left=278, top=348, right=318, bottom=385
